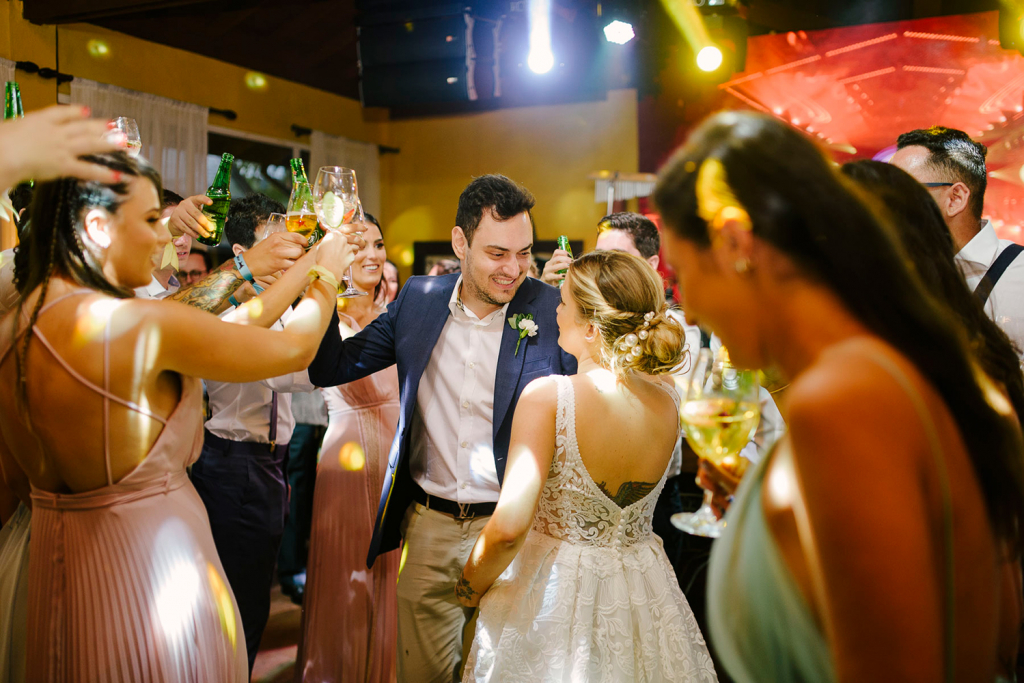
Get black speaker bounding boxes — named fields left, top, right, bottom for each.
left=359, top=14, right=471, bottom=67
left=357, top=4, right=500, bottom=107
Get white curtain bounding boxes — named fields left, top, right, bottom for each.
left=0, top=58, right=14, bottom=87
left=310, top=131, right=381, bottom=218
left=69, top=78, right=208, bottom=196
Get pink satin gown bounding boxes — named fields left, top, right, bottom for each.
left=295, top=312, right=401, bottom=683
left=1, top=290, right=248, bottom=682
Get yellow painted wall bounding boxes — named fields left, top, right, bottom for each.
left=1, top=1, right=639, bottom=274
left=381, top=89, right=638, bottom=277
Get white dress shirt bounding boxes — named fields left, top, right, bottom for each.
left=666, top=308, right=786, bottom=477
left=955, top=220, right=1024, bottom=362
left=409, top=277, right=509, bottom=504
left=204, top=306, right=316, bottom=445
left=134, top=274, right=179, bottom=300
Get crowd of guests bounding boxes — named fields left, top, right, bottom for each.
left=0, top=102, right=1022, bottom=683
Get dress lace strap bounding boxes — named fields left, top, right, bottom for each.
left=552, top=376, right=579, bottom=466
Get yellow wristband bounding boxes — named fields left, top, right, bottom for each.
left=308, top=265, right=341, bottom=292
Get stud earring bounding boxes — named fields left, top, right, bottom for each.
left=734, top=259, right=750, bottom=274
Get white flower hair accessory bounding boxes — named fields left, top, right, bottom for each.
left=617, top=311, right=657, bottom=362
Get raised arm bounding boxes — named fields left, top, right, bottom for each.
left=169, top=231, right=308, bottom=314
left=456, top=377, right=557, bottom=606
left=151, top=232, right=355, bottom=384
left=306, top=280, right=406, bottom=387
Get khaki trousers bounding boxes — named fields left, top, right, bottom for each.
left=397, top=501, right=490, bottom=683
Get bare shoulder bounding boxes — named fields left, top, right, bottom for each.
left=521, top=375, right=560, bottom=408
left=786, top=339, right=927, bottom=473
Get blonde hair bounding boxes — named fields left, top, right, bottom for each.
left=565, top=250, right=685, bottom=376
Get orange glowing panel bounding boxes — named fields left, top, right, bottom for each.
left=719, top=11, right=1024, bottom=244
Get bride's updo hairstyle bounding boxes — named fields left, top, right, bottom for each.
left=565, top=250, right=685, bottom=377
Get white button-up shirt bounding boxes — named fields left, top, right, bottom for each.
left=204, top=306, right=316, bottom=445
left=409, top=277, right=508, bottom=504
left=955, top=220, right=1024, bottom=363
left=134, top=274, right=179, bottom=300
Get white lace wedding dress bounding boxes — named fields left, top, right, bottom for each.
left=464, top=376, right=718, bottom=682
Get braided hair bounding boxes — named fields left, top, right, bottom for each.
left=11, top=152, right=162, bottom=409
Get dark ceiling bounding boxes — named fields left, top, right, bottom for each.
left=21, top=0, right=1004, bottom=107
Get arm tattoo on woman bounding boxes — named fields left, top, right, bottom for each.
left=597, top=480, right=657, bottom=507
left=168, top=269, right=245, bottom=313
left=455, top=574, right=477, bottom=602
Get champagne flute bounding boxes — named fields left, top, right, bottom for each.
left=671, top=346, right=760, bottom=538
left=314, top=167, right=366, bottom=299
left=113, top=117, right=141, bottom=158
left=260, top=212, right=287, bottom=242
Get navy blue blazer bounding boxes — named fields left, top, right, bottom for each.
left=307, top=273, right=577, bottom=567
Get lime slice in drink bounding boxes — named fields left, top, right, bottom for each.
left=320, top=191, right=345, bottom=229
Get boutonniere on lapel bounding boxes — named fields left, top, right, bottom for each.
left=508, top=313, right=538, bottom=356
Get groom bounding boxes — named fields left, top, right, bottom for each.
left=307, top=174, right=575, bottom=682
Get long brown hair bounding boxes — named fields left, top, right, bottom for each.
left=654, top=111, right=1024, bottom=549
left=11, top=152, right=162, bottom=407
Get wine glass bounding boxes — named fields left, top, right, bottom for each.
left=314, top=166, right=366, bottom=299
left=113, top=117, right=141, bottom=158
left=260, top=212, right=287, bottom=242
left=671, top=346, right=760, bottom=538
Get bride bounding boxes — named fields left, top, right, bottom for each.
left=456, top=250, right=718, bottom=682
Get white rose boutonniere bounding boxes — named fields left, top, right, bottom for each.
left=508, top=313, right=538, bottom=356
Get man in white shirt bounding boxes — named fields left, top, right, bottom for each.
left=308, top=175, right=576, bottom=682
left=891, top=126, right=1024, bottom=360
left=188, top=193, right=315, bottom=675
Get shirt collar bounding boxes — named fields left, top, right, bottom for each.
left=957, top=219, right=1000, bottom=266
left=447, top=275, right=510, bottom=325
left=141, top=276, right=166, bottom=298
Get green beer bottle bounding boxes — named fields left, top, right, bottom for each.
left=556, top=235, right=573, bottom=285
left=5, top=82, right=32, bottom=188
left=3, top=82, right=19, bottom=120
left=287, top=158, right=321, bottom=248
left=195, top=153, right=233, bottom=247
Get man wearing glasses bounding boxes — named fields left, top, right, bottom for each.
left=891, top=126, right=1024, bottom=361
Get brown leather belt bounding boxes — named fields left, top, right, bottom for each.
left=413, top=486, right=496, bottom=521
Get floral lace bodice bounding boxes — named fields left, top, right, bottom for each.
left=531, top=375, right=678, bottom=552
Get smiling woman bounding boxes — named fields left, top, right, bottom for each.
left=0, top=151, right=357, bottom=681
left=297, top=209, right=402, bottom=683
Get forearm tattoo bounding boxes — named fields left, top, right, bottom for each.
left=455, top=574, right=478, bottom=602
left=169, top=269, right=244, bottom=313
left=597, top=480, right=657, bottom=507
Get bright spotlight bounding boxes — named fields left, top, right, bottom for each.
left=528, top=0, right=554, bottom=74
left=528, top=48, right=554, bottom=74
left=696, top=46, right=723, bottom=72
left=604, top=20, right=635, bottom=45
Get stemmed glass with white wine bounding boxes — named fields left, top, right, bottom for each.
left=313, top=166, right=366, bottom=299
left=671, top=346, right=760, bottom=538
left=113, top=117, right=141, bottom=158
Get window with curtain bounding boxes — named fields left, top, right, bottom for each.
left=0, top=59, right=14, bottom=89
left=69, top=78, right=208, bottom=197
left=206, top=131, right=308, bottom=208
left=310, top=131, right=381, bottom=219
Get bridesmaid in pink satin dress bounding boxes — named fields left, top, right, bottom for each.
left=296, top=217, right=401, bottom=683
left=0, top=153, right=355, bottom=682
